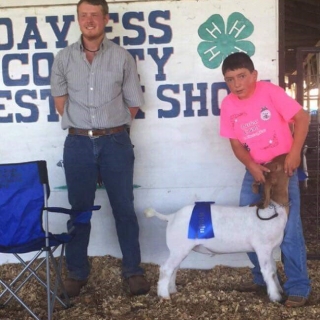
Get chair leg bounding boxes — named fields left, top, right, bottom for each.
left=0, top=246, right=71, bottom=320
left=0, top=280, right=41, bottom=320
left=48, top=246, right=71, bottom=309
left=15, top=249, right=70, bottom=308
left=54, top=245, right=71, bottom=305
left=0, top=251, right=44, bottom=306
left=46, top=249, right=52, bottom=320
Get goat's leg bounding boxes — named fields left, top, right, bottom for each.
left=271, top=254, right=283, bottom=294
left=261, top=182, right=271, bottom=208
left=158, top=252, right=189, bottom=299
left=256, top=248, right=282, bottom=302
left=168, top=265, right=179, bottom=294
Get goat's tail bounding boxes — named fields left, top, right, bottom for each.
left=144, top=208, right=170, bottom=222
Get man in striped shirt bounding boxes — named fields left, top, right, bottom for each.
left=50, top=0, right=150, bottom=297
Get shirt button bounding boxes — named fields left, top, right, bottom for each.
left=90, top=87, right=93, bottom=90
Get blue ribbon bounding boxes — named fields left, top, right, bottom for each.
left=188, top=201, right=215, bottom=239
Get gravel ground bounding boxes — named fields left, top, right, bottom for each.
left=0, top=255, right=319, bottom=320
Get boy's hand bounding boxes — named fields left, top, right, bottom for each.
left=247, top=162, right=270, bottom=183
left=285, top=151, right=301, bottom=176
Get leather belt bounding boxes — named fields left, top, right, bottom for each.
left=68, top=126, right=125, bottom=137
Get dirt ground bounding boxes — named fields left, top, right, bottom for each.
left=0, top=255, right=319, bottom=320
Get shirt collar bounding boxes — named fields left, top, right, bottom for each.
left=77, top=36, right=108, bottom=52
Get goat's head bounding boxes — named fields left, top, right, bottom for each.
left=253, top=153, right=290, bottom=213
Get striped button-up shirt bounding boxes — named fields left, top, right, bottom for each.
left=50, top=37, right=144, bottom=130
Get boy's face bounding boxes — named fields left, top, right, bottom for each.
left=77, top=2, right=109, bottom=41
left=224, top=68, right=257, bottom=100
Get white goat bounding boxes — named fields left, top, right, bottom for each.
left=144, top=154, right=289, bottom=302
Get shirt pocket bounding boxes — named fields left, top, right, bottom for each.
left=96, top=71, right=123, bottom=101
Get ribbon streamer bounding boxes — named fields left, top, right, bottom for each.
left=188, top=201, right=215, bottom=239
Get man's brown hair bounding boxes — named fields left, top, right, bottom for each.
left=77, top=0, right=109, bottom=15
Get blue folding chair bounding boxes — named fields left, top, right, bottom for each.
left=0, top=161, right=100, bottom=320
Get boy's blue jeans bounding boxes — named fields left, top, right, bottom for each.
left=240, top=169, right=311, bottom=298
left=63, top=130, right=144, bottom=280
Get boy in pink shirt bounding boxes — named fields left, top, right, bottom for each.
left=220, top=52, right=310, bottom=307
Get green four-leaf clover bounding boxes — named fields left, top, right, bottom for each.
left=197, top=12, right=255, bottom=69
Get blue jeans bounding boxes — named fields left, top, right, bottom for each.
left=239, top=170, right=311, bottom=298
left=63, top=130, right=144, bottom=280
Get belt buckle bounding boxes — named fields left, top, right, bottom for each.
left=88, top=130, right=93, bottom=138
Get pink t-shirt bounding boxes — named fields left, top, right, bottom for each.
left=220, top=81, right=301, bottom=163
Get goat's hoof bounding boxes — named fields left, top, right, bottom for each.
left=269, top=293, right=282, bottom=302
left=257, top=203, right=267, bottom=209
left=158, top=289, right=171, bottom=300
left=169, top=288, right=177, bottom=294
left=250, top=202, right=264, bottom=208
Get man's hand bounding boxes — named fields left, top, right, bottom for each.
left=53, top=95, right=68, bottom=116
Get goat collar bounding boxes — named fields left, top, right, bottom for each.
left=256, top=207, right=278, bottom=221
left=255, top=201, right=290, bottom=221
left=268, top=201, right=291, bottom=209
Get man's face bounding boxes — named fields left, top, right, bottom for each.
left=224, top=68, right=257, bottom=100
left=77, top=2, right=109, bottom=41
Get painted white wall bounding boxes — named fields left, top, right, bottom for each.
left=0, top=0, right=279, bottom=268
left=0, top=0, right=138, bottom=7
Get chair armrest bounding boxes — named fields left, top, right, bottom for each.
left=45, top=205, right=101, bottom=215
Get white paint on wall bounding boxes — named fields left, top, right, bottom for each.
left=0, top=0, right=142, bottom=8
left=0, top=0, right=279, bottom=268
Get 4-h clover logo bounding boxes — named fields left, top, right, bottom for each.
left=197, top=12, right=255, bottom=69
